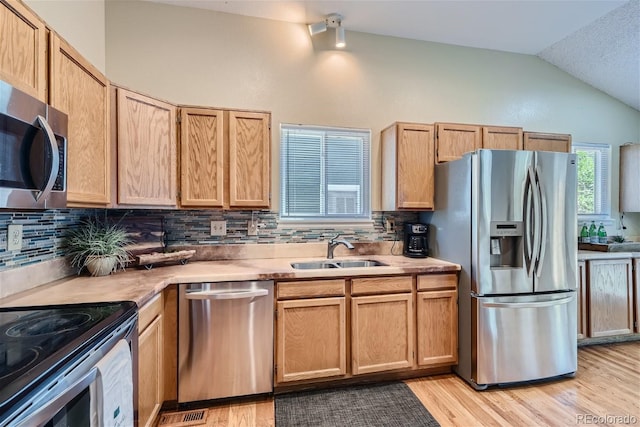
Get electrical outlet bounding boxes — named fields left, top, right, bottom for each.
left=8, top=224, right=23, bottom=251
left=247, top=220, right=258, bottom=236
left=210, top=221, right=227, bottom=236
left=385, top=219, right=395, bottom=233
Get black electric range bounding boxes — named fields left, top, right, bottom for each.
left=0, top=301, right=137, bottom=421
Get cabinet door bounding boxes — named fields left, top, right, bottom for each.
left=619, top=144, right=640, bottom=212
left=588, top=258, right=633, bottom=337
left=523, top=132, right=571, bottom=153
left=396, top=123, right=435, bottom=209
left=138, top=297, right=164, bottom=427
left=180, top=108, right=224, bottom=207
left=228, top=111, right=270, bottom=208
left=50, top=34, right=111, bottom=206
left=351, top=293, right=413, bottom=375
left=117, top=88, right=177, bottom=206
left=417, top=290, right=457, bottom=366
left=577, top=260, right=587, bottom=339
left=482, top=126, right=523, bottom=150
left=435, top=123, right=481, bottom=163
left=276, top=297, right=346, bottom=383
left=0, top=0, right=46, bottom=101
left=635, top=258, right=639, bottom=334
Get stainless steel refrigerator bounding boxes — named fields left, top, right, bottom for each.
left=425, top=149, right=577, bottom=390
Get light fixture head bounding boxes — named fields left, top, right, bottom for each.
left=308, top=21, right=327, bottom=36
left=308, top=13, right=346, bottom=48
left=335, top=25, right=346, bottom=48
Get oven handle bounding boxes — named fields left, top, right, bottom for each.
left=16, top=367, right=97, bottom=427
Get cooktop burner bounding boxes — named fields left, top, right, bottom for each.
left=0, top=301, right=137, bottom=418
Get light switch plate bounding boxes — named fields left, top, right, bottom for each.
left=210, top=221, right=227, bottom=236
left=8, top=224, right=23, bottom=251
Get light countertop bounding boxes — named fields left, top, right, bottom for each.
left=578, top=250, right=640, bottom=260
left=0, top=255, right=460, bottom=309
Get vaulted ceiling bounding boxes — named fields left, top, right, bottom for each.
left=146, top=0, right=640, bottom=111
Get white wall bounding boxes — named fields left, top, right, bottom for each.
left=25, top=0, right=106, bottom=73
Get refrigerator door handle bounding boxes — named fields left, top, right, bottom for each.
left=525, top=166, right=539, bottom=277
left=534, top=166, right=547, bottom=277
left=482, top=296, right=574, bottom=309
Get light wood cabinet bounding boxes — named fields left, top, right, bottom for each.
left=138, top=294, right=164, bottom=427
left=228, top=111, right=271, bottom=208
left=381, top=122, right=435, bottom=210
left=482, top=126, right=523, bottom=151
left=49, top=33, right=111, bottom=206
left=523, top=132, right=571, bottom=153
left=179, top=107, right=225, bottom=207
left=588, top=258, right=633, bottom=337
left=634, top=258, right=639, bottom=333
left=0, top=0, right=47, bottom=101
left=619, top=144, right=640, bottom=212
left=116, top=87, right=177, bottom=207
left=435, top=123, right=481, bottom=163
left=416, top=274, right=458, bottom=366
left=351, top=292, right=413, bottom=375
left=275, top=279, right=347, bottom=383
left=179, top=108, right=271, bottom=208
left=577, top=260, right=587, bottom=339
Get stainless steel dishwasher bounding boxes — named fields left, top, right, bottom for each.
left=178, top=281, right=274, bottom=402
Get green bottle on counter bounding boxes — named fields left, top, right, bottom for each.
left=580, top=223, right=589, bottom=243
left=589, top=221, right=597, bottom=243
left=597, top=222, right=607, bottom=244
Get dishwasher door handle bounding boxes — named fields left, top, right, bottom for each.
left=185, top=289, right=269, bottom=300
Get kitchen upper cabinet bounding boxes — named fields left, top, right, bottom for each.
left=116, top=87, right=177, bottom=207
left=0, top=0, right=47, bottom=101
left=588, top=258, right=633, bottom=337
left=416, top=274, right=458, bottom=366
left=275, top=280, right=347, bottom=383
left=179, top=108, right=271, bottom=209
left=138, top=294, right=164, bottom=427
left=49, top=33, right=110, bottom=206
left=523, top=132, right=571, bottom=153
left=577, top=260, right=587, bottom=339
left=619, top=143, right=640, bottom=212
left=351, top=276, right=414, bottom=375
left=482, top=126, right=523, bottom=151
left=179, top=108, right=224, bottom=207
left=381, top=122, right=435, bottom=210
left=435, top=123, right=481, bottom=163
left=228, top=111, right=271, bottom=208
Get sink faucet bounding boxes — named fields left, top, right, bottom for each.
left=327, top=234, right=355, bottom=259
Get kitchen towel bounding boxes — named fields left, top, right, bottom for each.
left=90, top=339, right=134, bottom=427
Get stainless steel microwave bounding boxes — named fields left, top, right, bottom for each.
left=0, top=80, right=67, bottom=209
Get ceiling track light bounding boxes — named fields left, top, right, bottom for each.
left=308, top=13, right=346, bottom=49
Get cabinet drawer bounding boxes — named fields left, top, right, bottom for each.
left=277, top=280, right=346, bottom=299
left=351, top=276, right=412, bottom=295
left=139, top=293, right=163, bottom=332
left=417, top=274, right=457, bottom=291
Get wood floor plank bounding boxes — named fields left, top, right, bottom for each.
left=158, top=341, right=640, bottom=427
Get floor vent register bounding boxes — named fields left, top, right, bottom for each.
left=157, top=409, right=207, bottom=426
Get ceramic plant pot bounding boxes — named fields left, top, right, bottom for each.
left=85, top=255, right=117, bottom=277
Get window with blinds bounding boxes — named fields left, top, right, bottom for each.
left=571, top=142, right=611, bottom=217
left=280, top=124, right=371, bottom=221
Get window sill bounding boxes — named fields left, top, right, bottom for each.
left=277, top=219, right=375, bottom=230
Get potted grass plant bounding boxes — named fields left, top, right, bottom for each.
left=65, top=217, right=132, bottom=276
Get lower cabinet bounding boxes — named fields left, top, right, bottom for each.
left=635, top=258, right=640, bottom=333
left=587, top=258, right=633, bottom=338
left=275, top=280, right=347, bottom=383
left=137, top=294, right=164, bottom=427
left=416, top=274, right=458, bottom=366
left=577, top=260, right=587, bottom=339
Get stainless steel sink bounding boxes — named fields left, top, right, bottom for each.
left=291, top=259, right=387, bottom=269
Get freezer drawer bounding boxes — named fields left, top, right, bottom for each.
left=178, top=281, right=274, bottom=402
left=474, top=292, right=577, bottom=387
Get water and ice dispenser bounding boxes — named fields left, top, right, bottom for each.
left=489, top=221, right=523, bottom=268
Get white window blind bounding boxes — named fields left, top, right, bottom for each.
left=571, top=142, right=611, bottom=217
left=280, top=124, right=371, bottom=220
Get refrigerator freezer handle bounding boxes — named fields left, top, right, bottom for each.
left=482, top=296, right=573, bottom=309
left=534, top=166, right=547, bottom=277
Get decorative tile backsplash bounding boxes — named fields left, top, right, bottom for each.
left=1, top=209, right=419, bottom=272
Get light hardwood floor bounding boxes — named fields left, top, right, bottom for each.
left=158, top=341, right=639, bottom=427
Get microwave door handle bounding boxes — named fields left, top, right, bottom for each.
left=16, top=367, right=98, bottom=427
left=33, top=115, right=59, bottom=202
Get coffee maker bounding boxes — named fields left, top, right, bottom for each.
left=403, top=223, right=429, bottom=258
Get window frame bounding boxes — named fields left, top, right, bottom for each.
left=279, top=123, right=372, bottom=223
left=571, top=142, right=612, bottom=220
